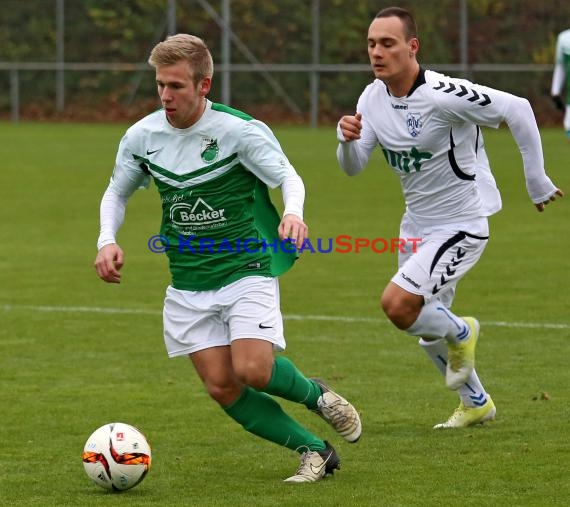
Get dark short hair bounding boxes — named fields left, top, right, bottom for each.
left=375, top=6, right=418, bottom=40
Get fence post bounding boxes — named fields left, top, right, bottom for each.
left=221, top=0, right=231, bottom=105
left=10, top=69, right=20, bottom=123
left=459, top=0, right=469, bottom=78
left=167, top=0, right=177, bottom=35
left=56, top=0, right=65, bottom=112
left=310, top=0, right=320, bottom=128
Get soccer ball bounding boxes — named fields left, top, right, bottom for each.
left=82, top=422, right=151, bottom=491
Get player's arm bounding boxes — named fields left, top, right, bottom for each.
left=551, top=34, right=566, bottom=105
left=336, top=91, right=378, bottom=176
left=551, top=64, right=565, bottom=111
left=94, top=134, right=151, bottom=283
left=499, top=93, right=564, bottom=211
left=239, top=120, right=308, bottom=247
left=278, top=173, right=307, bottom=247
left=436, top=79, right=563, bottom=212
left=94, top=189, right=127, bottom=284
left=338, top=113, right=363, bottom=141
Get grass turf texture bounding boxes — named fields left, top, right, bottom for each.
left=0, top=122, right=569, bottom=506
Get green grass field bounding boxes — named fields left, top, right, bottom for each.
left=0, top=121, right=569, bottom=506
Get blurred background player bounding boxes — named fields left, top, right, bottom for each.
left=551, top=27, right=570, bottom=138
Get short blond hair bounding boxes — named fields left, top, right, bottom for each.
left=148, top=34, right=214, bottom=85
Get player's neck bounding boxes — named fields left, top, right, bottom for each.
left=387, top=63, right=420, bottom=98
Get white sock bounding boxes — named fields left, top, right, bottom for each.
left=406, top=300, right=469, bottom=344
left=419, top=338, right=489, bottom=408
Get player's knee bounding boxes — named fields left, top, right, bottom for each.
left=381, top=298, right=407, bottom=329
left=381, top=289, right=399, bottom=318
left=233, top=360, right=272, bottom=390
left=205, top=381, right=242, bottom=406
left=380, top=291, right=420, bottom=330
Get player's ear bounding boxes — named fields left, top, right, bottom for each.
left=409, top=37, right=419, bottom=57
left=199, top=77, right=212, bottom=97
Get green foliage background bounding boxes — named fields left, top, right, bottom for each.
left=0, top=0, right=569, bottom=122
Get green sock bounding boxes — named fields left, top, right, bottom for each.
left=224, top=386, right=325, bottom=453
left=264, top=356, right=322, bottom=410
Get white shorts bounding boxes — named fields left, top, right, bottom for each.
left=163, top=276, right=285, bottom=358
left=391, top=214, right=489, bottom=308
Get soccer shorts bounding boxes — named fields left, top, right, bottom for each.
left=163, top=275, right=285, bottom=357
left=391, top=214, right=489, bottom=308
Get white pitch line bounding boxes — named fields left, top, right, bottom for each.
left=1, top=304, right=569, bottom=330
left=1, top=304, right=162, bottom=316
left=286, top=314, right=570, bottom=329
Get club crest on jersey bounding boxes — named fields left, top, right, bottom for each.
left=200, top=137, right=219, bottom=163
left=406, top=112, right=423, bottom=138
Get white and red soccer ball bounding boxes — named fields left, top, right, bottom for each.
left=82, top=422, right=151, bottom=491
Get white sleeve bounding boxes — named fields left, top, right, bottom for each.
left=96, top=131, right=150, bottom=249
left=97, top=187, right=127, bottom=250
left=551, top=34, right=566, bottom=96
left=502, top=95, right=557, bottom=203
left=281, top=172, right=305, bottom=219
left=336, top=91, right=378, bottom=176
left=336, top=123, right=374, bottom=176
left=239, top=120, right=297, bottom=189
left=236, top=119, right=306, bottom=218
left=110, top=132, right=152, bottom=197
left=433, top=77, right=557, bottom=203
left=551, top=63, right=565, bottom=96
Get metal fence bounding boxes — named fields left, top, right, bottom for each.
left=0, top=0, right=558, bottom=126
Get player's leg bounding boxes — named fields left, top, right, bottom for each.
left=417, top=286, right=495, bottom=427
left=227, top=276, right=361, bottom=444
left=419, top=338, right=496, bottom=428
left=381, top=218, right=489, bottom=390
left=382, top=282, right=477, bottom=388
left=225, top=276, right=346, bottom=482
left=223, top=339, right=340, bottom=482
left=163, top=284, right=338, bottom=482
left=564, top=104, right=570, bottom=138
left=383, top=216, right=495, bottom=426
left=263, top=357, right=362, bottom=443
left=190, top=342, right=324, bottom=453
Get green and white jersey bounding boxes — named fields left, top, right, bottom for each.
left=109, top=100, right=298, bottom=291
left=551, top=28, right=570, bottom=103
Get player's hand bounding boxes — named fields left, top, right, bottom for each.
left=278, top=214, right=308, bottom=250
left=338, top=113, right=363, bottom=141
left=551, top=95, right=565, bottom=112
left=94, top=243, right=124, bottom=283
left=534, top=188, right=564, bottom=212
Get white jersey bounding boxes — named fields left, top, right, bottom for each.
left=551, top=28, right=570, bottom=100
left=337, top=68, right=557, bottom=226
